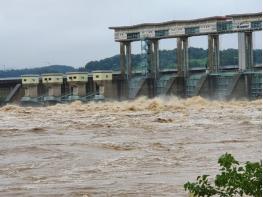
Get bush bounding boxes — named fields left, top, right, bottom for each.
left=184, top=153, right=262, bottom=197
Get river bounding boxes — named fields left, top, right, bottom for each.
left=0, top=96, right=261, bottom=196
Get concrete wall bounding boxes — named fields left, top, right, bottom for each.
left=103, top=81, right=118, bottom=100
left=168, top=76, right=185, bottom=97
left=230, top=74, right=247, bottom=99
left=24, top=86, right=38, bottom=97
left=69, top=84, right=86, bottom=97
left=199, top=76, right=211, bottom=98
left=0, top=71, right=261, bottom=105
left=48, top=85, right=62, bottom=97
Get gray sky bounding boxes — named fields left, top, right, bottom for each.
left=0, top=0, right=261, bottom=69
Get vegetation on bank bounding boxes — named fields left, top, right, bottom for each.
left=184, top=153, right=262, bottom=197
left=0, top=48, right=261, bottom=77
left=84, top=48, right=261, bottom=71
left=0, top=65, right=76, bottom=78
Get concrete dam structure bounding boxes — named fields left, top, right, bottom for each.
left=0, top=12, right=262, bottom=105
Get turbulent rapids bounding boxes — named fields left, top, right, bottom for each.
left=0, top=96, right=261, bottom=196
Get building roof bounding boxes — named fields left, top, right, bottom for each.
left=41, top=73, right=64, bottom=76
left=226, top=12, right=262, bottom=18
left=109, top=12, right=262, bottom=30
left=66, top=72, right=89, bottom=75
left=21, top=74, right=40, bottom=77
left=92, top=70, right=113, bottom=73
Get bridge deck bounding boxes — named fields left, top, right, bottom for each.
left=109, top=12, right=262, bottom=42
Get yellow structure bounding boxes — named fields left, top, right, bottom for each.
left=42, top=73, right=63, bottom=84
left=66, top=72, right=89, bottom=82
left=42, top=73, right=64, bottom=103
left=21, top=75, right=39, bottom=85
left=93, top=71, right=113, bottom=81
left=92, top=71, right=113, bottom=100
left=20, top=75, right=40, bottom=104
left=66, top=72, right=89, bottom=101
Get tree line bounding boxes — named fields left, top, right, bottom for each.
left=0, top=48, right=261, bottom=77
left=84, top=47, right=262, bottom=71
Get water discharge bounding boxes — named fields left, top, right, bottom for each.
left=0, top=96, right=261, bottom=196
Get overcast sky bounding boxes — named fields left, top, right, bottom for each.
left=0, top=0, right=261, bottom=69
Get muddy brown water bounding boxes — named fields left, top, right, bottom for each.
left=0, top=96, right=261, bottom=196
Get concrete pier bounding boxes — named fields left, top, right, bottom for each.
left=42, top=73, right=63, bottom=103
left=208, top=34, right=220, bottom=72
left=66, top=72, right=89, bottom=101
left=177, top=37, right=189, bottom=77
left=148, top=39, right=160, bottom=79
left=93, top=71, right=113, bottom=100
left=120, top=42, right=132, bottom=79
left=238, top=32, right=253, bottom=71
left=20, top=75, right=40, bottom=104
left=154, top=40, right=160, bottom=79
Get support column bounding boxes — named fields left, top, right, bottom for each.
left=125, top=42, right=132, bottom=79
left=146, top=40, right=160, bottom=97
left=153, top=40, right=160, bottom=79
left=119, top=42, right=132, bottom=99
left=208, top=34, right=220, bottom=72
left=146, top=40, right=153, bottom=77
left=176, top=37, right=189, bottom=77
left=146, top=40, right=160, bottom=79
left=144, top=39, right=159, bottom=97
left=120, top=42, right=132, bottom=79
left=177, top=39, right=182, bottom=74
left=238, top=32, right=253, bottom=71
left=120, top=42, right=126, bottom=77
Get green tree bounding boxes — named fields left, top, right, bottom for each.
left=184, top=153, right=262, bottom=197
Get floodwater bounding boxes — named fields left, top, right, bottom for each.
left=0, top=96, right=261, bottom=196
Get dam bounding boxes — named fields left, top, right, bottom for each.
left=0, top=12, right=262, bottom=105
left=0, top=10, right=261, bottom=196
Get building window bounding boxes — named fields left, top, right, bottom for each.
left=185, top=26, right=200, bottom=34
left=155, top=30, right=169, bottom=37
left=251, top=21, right=262, bottom=29
left=127, top=32, right=140, bottom=40
left=96, top=75, right=99, bottom=78
left=49, top=78, right=51, bottom=80
left=45, top=78, right=48, bottom=81
left=217, top=21, right=233, bottom=32
left=73, top=76, right=77, bottom=79
left=236, top=22, right=250, bottom=29
left=69, top=77, right=72, bottom=80
left=106, top=75, right=108, bottom=78
left=23, top=79, right=27, bottom=82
